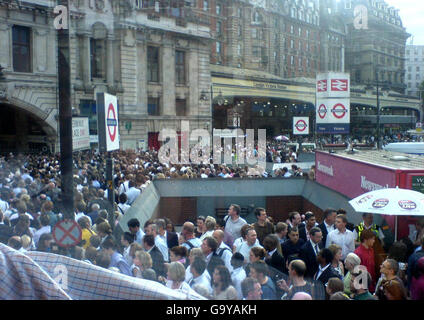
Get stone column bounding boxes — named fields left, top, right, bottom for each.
left=162, top=42, right=176, bottom=116
left=0, top=24, right=11, bottom=70
left=34, top=28, right=49, bottom=72
left=188, top=49, right=199, bottom=117
left=80, top=34, right=91, bottom=86
left=106, top=37, right=114, bottom=87
left=137, top=40, right=148, bottom=115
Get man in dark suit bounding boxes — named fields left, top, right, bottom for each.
left=318, top=208, right=337, bottom=247
left=143, top=234, right=166, bottom=277
left=201, top=236, right=225, bottom=277
left=299, top=227, right=323, bottom=279
left=155, top=218, right=178, bottom=249
left=314, top=248, right=342, bottom=285
left=263, top=234, right=285, bottom=274
left=299, top=212, right=317, bottom=242
left=0, top=210, right=13, bottom=244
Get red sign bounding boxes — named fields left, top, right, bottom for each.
left=295, top=119, right=307, bottom=132
left=107, top=103, right=117, bottom=142
left=331, top=103, right=348, bottom=119
left=331, top=79, right=348, bottom=91
left=52, top=220, right=82, bottom=248
left=317, top=80, right=327, bottom=92
left=318, top=104, right=327, bottom=119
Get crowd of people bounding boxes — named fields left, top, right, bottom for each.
left=0, top=138, right=422, bottom=300
left=1, top=183, right=424, bottom=300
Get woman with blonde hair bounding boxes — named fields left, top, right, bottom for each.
left=133, top=250, right=156, bottom=280
left=166, top=262, right=191, bottom=291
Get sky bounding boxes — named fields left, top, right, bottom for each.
left=384, top=0, right=424, bottom=45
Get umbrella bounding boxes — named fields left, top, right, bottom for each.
left=348, top=187, right=424, bottom=241
left=275, top=135, right=289, bottom=142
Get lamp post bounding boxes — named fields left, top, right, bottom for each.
left=376, top=70, right=381, bottom=149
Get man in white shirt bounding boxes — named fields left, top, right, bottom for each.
left=230, top=252, right=247, bottom=299
left=125, top=181, right=141, bottom=205
left=127, top=218, right=145, bottom=245
left=213, top=230, right=233, bottom=273
left=189, top=257, right=212, bottom=296
left=145, top=222, right=169, bottom=262
left=33, top=214, right=51, bottom=247
left=237, top=228, right=263, bottom=264
left=224, top=204, right=247, bottom=240
left=325, top=214, right=355, bottom=261
left=118, top=174, right=132, bottom=195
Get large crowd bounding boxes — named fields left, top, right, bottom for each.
left=0, top=138, right=423, bottom=300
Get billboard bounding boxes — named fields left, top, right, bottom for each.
left=97, top=93, right=120, bottom=152
left=72, top=117, right=90, bottom=151
left=316, top=73, right=350, bottom=134
left=315, top=151, right=396, bottom=199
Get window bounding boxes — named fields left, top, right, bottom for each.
left=148, top=97, right=160, bottom=116
left=291, top=56, right=294, bottom=65
left=290, top=25, right=294, bottom=34
left=175, top=50, right=186, bottom=85
left=290, top=39, right=294, bottom=49
left=147, top=46, right=160, bottom=82
left=90, top=38, right=105, bottom=78
left=216, top=3, right=221, bottom=15
left=216, top=42, right=221, bottom=55
left=237, top=44, right=242, bottom=56
left=13, top=25, right=32, bottom=73
left=252, top=28, right=257, bottom=39
left=238, top=7, right=242, bottom=18
left=252, top=46, right=260, bottom=57
left=203, top=0, right=208, bottom=11
left=176, top=99, right=187, bottom=116
left=216, top=21, right=222, bottom=34
left=238, top=25, right=242, bottom=37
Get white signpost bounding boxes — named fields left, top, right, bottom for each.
left=72, top=117, right=90, bottom=151
left=97, top=93, right=120, bottom=152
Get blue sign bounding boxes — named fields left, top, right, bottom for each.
left=316, top=123, right=350, bottom=134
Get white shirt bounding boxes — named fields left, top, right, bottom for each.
left=155, top=235, right=169, bottom=262
left=0, top=199, right=9, bottom=213
left=117, top=203, right=131, bottom=215
left=325, top=228, right=355, bottom=260
left=118, top=180, right=130, bottom=195
left=189, top=272, right=213, bottom=295
left=236, top=241, right=263, bottom=264
left=126, top=187, right=141, bottom=205
left=231, top=267, right=247, bottom=300
left=216, top=242, right=233, bottom=273
left=199, top=230, right=214, bottom=241
left=185, top=267, right=211, bottom=285
left=324, top=221, right=335, bottom=233
left=225, top=215, right=247, bottom=240
left=33, top=225, right=51, bottom=246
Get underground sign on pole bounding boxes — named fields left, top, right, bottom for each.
left=97, top=93, right=119, bottom=225
left=97, top=92, right=120, bottom=152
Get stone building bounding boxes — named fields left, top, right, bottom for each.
left=0, top=0, right=212, bottom=152
left=405, top=44, right=424, bottom=98
left=340, top=0, right=409, bottom=94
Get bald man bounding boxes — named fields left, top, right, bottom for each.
left=213, top=230, right=233, bottom=272
left=181, top=222, right=202, bottom=251
left=291, top=292, right=312, bottom=300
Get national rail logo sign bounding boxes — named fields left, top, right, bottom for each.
left=97, top=93, right=120, bottom=152
left=331, top=79, right=348, bottom=92
left=293, top=117, right=309, bottom=135
left=317, top=80, right=327, bottom=92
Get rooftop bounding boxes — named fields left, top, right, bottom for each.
left=321, top=149, right=424, bottom=170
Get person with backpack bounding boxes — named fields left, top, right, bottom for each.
left=180, top=222, right=202, bottom=252
left=213, top=229, right=233, bottom=273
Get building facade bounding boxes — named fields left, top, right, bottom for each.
left=0, top=0, right=212, bottom=153
left=405, top=45, right=424, bottom=98
left=341, top=0, right=409, bottom=94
